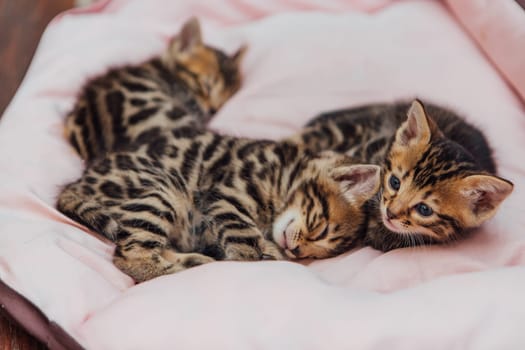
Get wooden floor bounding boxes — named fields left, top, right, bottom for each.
left=0, top=0, right=74, bottom=116
left=0, top=1, right=74, bottom=348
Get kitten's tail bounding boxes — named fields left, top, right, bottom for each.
left=56, top=182, right=120, bottom=241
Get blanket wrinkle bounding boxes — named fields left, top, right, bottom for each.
left=1, top=0, right=525, bottom=349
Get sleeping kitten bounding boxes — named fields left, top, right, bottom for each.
left=57, top=133, right=380, bottom=282
left=289, top=100, right=513, bottom=251
left=65, top=17, right=246, bottom=161
left=56, top=18, right=381, bottom=282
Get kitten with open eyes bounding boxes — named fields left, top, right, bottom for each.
left=290, top=100, right=513, bottom=251
left=56, top=18, right=381, bottom=282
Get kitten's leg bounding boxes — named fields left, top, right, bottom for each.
left=206, top=198, right=285, bottom=261
left=261, top=240, right=285, bottom=260
left=113, top=237, right=214, bottom=282
left=57, top=179, right=120, bottom=238
left=222, top=231, right=285, bottom=261
left=57, top=172, right=214, bottom=282
left=112, top=188, right=216, bottom=282
left=221, top=225, right=278, bottom=261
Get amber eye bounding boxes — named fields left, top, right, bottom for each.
left=389, top=175, right=400, bottom=191
left=415, top=202, right=433, bottom=217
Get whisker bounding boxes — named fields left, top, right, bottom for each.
left=416, top=234, right=427, bottom=253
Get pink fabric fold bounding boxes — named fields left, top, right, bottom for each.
left=446, top=0, right=525, bottom=101
left=1, top=0, right=524, bottom=348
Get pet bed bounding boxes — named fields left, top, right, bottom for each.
left=1, top=0, right=525, bottom=349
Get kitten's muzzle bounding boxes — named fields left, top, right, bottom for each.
left=386, top=208, right=398, bottom=220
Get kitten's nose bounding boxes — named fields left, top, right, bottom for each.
left=386, top=209, right=398, bottom=220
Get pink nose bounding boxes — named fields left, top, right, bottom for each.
left=386, top=209, right=398, bottom=220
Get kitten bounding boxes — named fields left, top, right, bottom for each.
left=289, top=100, right=513, bottom=251
left=64, top=17, right=246, bottom=161
left=56, top=18, right=381, bottom=282
left=57, top=133, right=380, bottom=282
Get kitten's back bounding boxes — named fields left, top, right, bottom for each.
left=64, top=17, right=245, bottom=162
left=308, top=101, right=496, bottom=173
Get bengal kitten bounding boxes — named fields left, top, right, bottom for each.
left=65, top=17, right=246, bottom=161
left=56, top=18, right=381, bottom=282
left=57, top=133, right=380, bottom=282
left=290, top=100, right=513, bottom=251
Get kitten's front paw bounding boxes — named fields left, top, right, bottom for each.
left=162, top=250, right=215, bottom=268
left=224, top=244, right=262, bottom=261
left=262, top=241, right=285, bottom=260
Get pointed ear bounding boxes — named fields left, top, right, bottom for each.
left=460, top=174, right=514, bottom=226
left=395, top=100, right=442, bottom=146
left=170, top=17, right=203, bottom=54
left=330, top=164, right=381, bottom=204
left=232, top=45, right=248, bottom=65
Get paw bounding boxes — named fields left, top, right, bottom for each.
left=262, top=240, right=286, bottom=260
left=113, top=252, right=183, bottom=283
left=180, top=253, right=215, bottom=268
left=162, top=250, right=215, bottom=268
left=224, top=244, right=262, bottom=261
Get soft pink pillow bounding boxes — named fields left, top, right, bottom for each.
left=446, top=0, right=525, bottom=100
left=1, top=1, right=524, bottom=349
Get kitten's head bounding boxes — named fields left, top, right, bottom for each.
left=273, top=152, right=381, bottom=259
left=377, top=100, right=513, bottom=250
left=164, top=17, right=247, bottom=114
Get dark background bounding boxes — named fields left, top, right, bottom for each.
left=0, top=1, right=74, bottom=348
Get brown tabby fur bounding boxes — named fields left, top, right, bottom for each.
left=290, top=100, right=514, bottom=251
left=65, top=18, right=246, bottom=161
left=56, top=18, right=381, bottom=282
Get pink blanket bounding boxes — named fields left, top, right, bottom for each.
left=1, top=0, right=525, bottom=348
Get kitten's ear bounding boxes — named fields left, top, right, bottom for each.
left=395, top=100, right=442, bottom=146
left=459, top=174, right=514, bottom=226
left=232, top=45, right=248, bottom=65
left=170, top=17, right=203, bottom=54
left=330, top=164, right=381, bottom=204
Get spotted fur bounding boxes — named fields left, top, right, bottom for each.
left=65, top=17, right=246, bottom=161
left=56, top=18, right=381, bottom=282
left=291, top=100, right=513, bottom=251
left=57, top=132, right=380, bottom=282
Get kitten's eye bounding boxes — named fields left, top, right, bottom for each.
left=200, top=80, right=211, bottom=94
left=389, top=175, right=401, bottom=191
left=311, top=224, right=329, bottom=241
left=200, top=77, right=216, bottom=94
left=415, top=202, right=433, bottom=217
